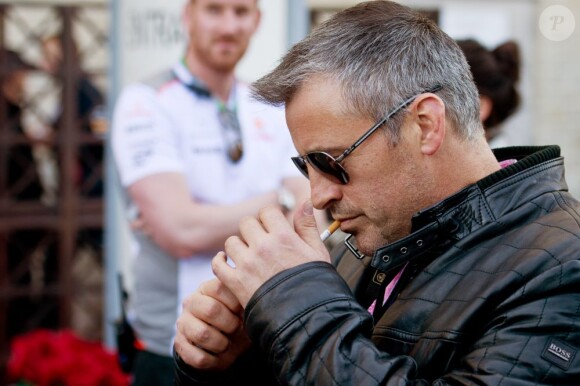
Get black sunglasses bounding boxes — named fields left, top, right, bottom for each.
left=291, top=85, right=443, bottom=184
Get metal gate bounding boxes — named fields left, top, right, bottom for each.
left=0, top=2, right=108, bottom=381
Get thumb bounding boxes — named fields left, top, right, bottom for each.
left=293, top=200, right=326, bottom=254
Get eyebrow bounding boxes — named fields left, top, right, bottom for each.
left=299, top=145, right=344, bottom=157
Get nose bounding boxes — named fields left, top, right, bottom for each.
left=309, top=166, right=343, bottom=210
left=220, top=9, right=243, bottom=35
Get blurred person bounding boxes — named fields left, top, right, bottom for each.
left=1, top=48, right=44, bottom=201
left=1, top=48, right=59, bottom=336
left=40, top=34, right=107, bottom=285
left=173, top=1, right=580, bottom=384
left=41, top=34, right=105, bottom=198
left=41, top=34, right=105, bottom=134
left=111, top=0, right=313, bottom=385
left=457, top=38, right=521, bottom=145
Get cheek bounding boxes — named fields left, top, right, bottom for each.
left=191, top=18, right=214, bottom=38
left=365, top=169, right=423, bottom=239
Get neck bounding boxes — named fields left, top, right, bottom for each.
left=435, top=135, right=501, bottom=199
left=185, top=51, right=236, bottom=102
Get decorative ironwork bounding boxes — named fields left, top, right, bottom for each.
left=0, top=2, right=108, bottom=381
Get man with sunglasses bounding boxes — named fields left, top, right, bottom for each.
left=174, top=1, right=580, bottom=385
left=111, top=1, right=312, bottom=385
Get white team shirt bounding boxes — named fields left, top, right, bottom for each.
left=112, top=62, right=301, bottom=355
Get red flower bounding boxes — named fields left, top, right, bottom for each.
left=7, top=329, right=130, bottom=386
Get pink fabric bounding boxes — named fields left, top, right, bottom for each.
left=499, top=159, right=517, bottom=168
left=367, top=264, right=407, bottom=314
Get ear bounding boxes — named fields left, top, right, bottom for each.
left=413, top=93, right=446, bottom=156
left=252, top=8, right=262, bottom=34
left=479, top=95, right=493, bottom=123
left=182, top=1, right=192, bottom=35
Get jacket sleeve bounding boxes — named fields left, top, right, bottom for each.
left=174, top=347, right=276, bottom=386
left=244, top=261, right=428, bottom=386
left=244, top=260, right=580, bottom=385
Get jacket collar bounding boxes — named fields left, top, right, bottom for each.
left=370, top=145, right=564, bottom=273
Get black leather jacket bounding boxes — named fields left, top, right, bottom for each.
left=176, top=146, right=580, bottom=385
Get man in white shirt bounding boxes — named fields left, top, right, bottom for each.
left=111, top=1, right=311, bottom=385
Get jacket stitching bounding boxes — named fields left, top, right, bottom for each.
left=329, top=306, right=383, bottom=384
left=335, top=303, right=383, bottom=383
left=275, top=300, right=381, bottom=385
left=503, top=297, right=548, bottom=383
left=531, top=221, right=580, bottom=241
left=270, top=296, right=355, bottom=347
left=373, top=326, right=468, bottom=341
left=554, top=191, right=580, bottom=227
left=246, top=262, right=331, bottom=310
left=478, top=188, right=496, bottom=223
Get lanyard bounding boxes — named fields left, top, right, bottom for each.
left=175, top=59, right=243, bottom=163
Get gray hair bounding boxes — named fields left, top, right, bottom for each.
left=252, top=0, right=482, bottom=142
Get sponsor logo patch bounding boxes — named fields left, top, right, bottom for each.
left=541, top=338, right=576, bottom=370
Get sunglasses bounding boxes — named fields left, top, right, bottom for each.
left=291, top=85, right=443, bottom=184
left=217, top=105, right=244, bottom=163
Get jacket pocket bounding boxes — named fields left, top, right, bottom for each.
left=373, top=331, right=462, bottom=381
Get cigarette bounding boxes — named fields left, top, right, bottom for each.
left=320, top=220, right=341, bottom=241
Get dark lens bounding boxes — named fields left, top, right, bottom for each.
left=291, top=156, right=309, bottom=178
left=307, top=152, right=349, bottom=184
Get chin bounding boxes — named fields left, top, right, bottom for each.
left=353, top=234, right=385, bottom=257
left=211, top=51, right=244, bottom=69
left=212, top=60, right=239, bottom=73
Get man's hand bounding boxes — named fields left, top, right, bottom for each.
left=212, top=200, right=331, bottom=308
left=174, top=279, right=251, bottom=371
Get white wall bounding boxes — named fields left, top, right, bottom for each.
left=237, top=0, right=288, bottom=82
left=535, top=0, right=580, bottom=196
left=115, top=0, right=288, bottom=87
left=116, top=0, right=187, bottom=86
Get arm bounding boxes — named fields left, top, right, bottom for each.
left=173, top=279, right=275, bottom=386
left=243, top=262, right=423, bottom=386
left=233, top=260, right=580, bottom=385
left=128, top=172, right=311, bottom=258
left=210, top=203, right=580, bottom=384
left=128, top=172, right=279, bottom=257
left=112, top=84, right=302, bottom=258
left=129, top=166, right=315, bottom=258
